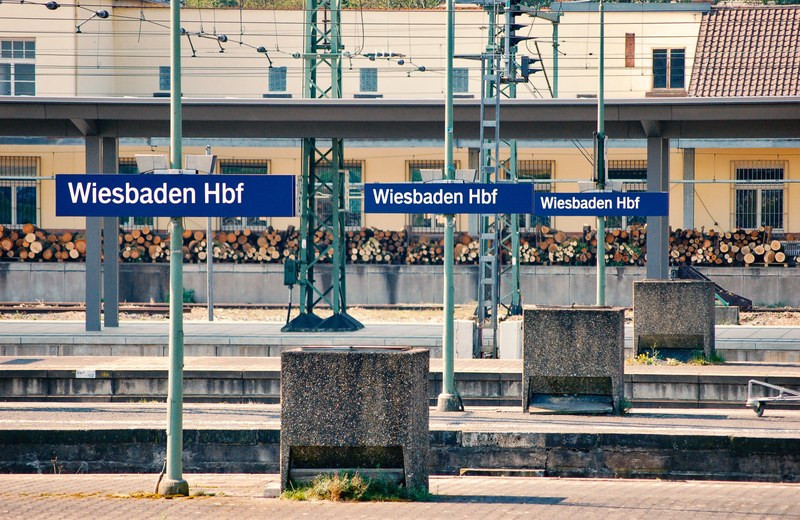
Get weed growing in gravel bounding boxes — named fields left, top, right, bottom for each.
left=282, top=472, right=430, bottom=502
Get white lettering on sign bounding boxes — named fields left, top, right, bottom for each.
left=539, top=196, right=613, bottom=210
left=67, top=182, right=198, bottom=206
left=371, top=188, right=465, bottom=206
left=205, top=182, right=245, bottom=204
left=616, top=195, right=641, bottom=210
left=75, top=368, right=96, bottom=379
left=468, top=188, right=498, bottom=205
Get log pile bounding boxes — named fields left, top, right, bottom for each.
left=0, top=222, right=794, bottom=268
left=346, top=228, right=407, bottom=264
left=669, top=227, right=787, bottom=267
left=454, top=233, right=479, bottom=265
left=406, top=235, right=444, bottom=265
left=0, top=224, right=86, bottom=261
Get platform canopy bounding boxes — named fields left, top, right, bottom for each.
left=1, top=96, right=799, bottom=140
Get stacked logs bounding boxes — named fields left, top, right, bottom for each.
left=406, top=235, right=444, bottom=265
left=0, top=224, right=86, bottom=261
left=454, top=233, right=479, bottom=265
left=346, top=228, right=407, bottom=264
left=0, top=222, right=794, bottom=267
left=120, top=227, right=163, bottom=262
left=669, top=227, right=787, bottom=267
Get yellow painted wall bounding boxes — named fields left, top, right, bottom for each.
left=693, top=148, right=800, bottom=232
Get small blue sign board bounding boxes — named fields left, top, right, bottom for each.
left=364, top=183, right=533, bottom=214
left=533, top=192, right=668, bottom=217
left=56, top=174, right=296, bottom=217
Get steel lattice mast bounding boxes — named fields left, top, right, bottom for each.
left=283, top=0, right=363, bottom=332
left=475, top=0, right=524, bottom=357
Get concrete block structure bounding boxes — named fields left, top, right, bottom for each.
left=634, top=280, right=715, bottom=358
left=522, top=307, right=625, bottom=415
left=280, top=346, right=429, bottom=492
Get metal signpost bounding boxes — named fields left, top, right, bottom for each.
left=56, top=173, right=296, bottom=496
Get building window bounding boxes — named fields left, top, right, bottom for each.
left=607, top=160, right=647, bottom=229
left=219, top=159, right=270, bottom=230
left=409, top=160, right=446, bottom=233
left=0, top=156, right=38, bottom=226
left=453, top=68, right=469, bottom=93
left=360, top=68, right=378, bottom=93
left=159, top=66, right=170, bottom=91
left=734, top=161, right=785, bottom=230
left=269, top=67, right=287, bottom=92
left=118, top=158, right=154, bottom=230
left=0, top=40, right=35, bottom=96
left=652, top=49, right=685, bottom=90
left=314, top=160, right=364, bottom=230
left=625, top=33, right=635, bottom=68
left=518, top=160, right=554, bottom=231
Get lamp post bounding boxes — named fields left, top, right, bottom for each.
left=158, top=0, right=188, bottom=496
left=438, top=0, right=460, bottom=412
left=596, top=0, right=606, bottom=306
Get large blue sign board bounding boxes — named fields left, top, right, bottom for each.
left=364, top=182, right=668, bottom=217
left=533, top=192, right=668, bottom=216
left=364, top=183, right=533, bottom=214
left=56, top=174, right=296, bottom=217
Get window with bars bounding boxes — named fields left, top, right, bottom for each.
left=269, top=67, right=287, bottom=92
left=118, top=158, right=154, bottom=230
left=159, top=66, right=170, bottom=91
left=453, top=68, right=469, bottom=93
left=652, top=48, right=685, bottom=90
left=409, top=160, right=446, bottom=232
left=733, top=161, right=785, bottom=230
left=360, top=68, right=378, bottom=93
left=518, top=160, right=554, bottom=230
left=0, top=157, right=38, bottom=226
left=1, top=40, right=35, bottom=96
left=313, top=160, right=364, bottom=230
left=607, top=160, right=647, bottom=229
left=219, top=159, right=271, bottom=230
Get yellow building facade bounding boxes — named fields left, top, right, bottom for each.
left=0, top=1, right=796, bottom=235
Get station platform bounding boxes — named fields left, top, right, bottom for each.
left=1, top=320, right=800, bottom=362
left=1, top=353, right=800, bottom=407
left=1, top=320, right=799, bottom=483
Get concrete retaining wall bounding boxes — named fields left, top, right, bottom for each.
left=1, top=428, right=798, bottom=483
left=0, top=262, right=798, bottom=307
left=3, top=366, right=798, bottom=408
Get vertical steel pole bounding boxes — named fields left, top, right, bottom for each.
left=552, top=22, right=559, bottom=98
left=438, top=0, right=460, bottom=412
left=596, top=0, right=606, bottom=306
left=158, top=0, right=188, bottom=496
left=206, top=145, right=214, bottom=322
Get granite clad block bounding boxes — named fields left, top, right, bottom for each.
left=523, top=307, right=624, bottom=414
left=280, top=347, right=429, bottom=491
left=634, top=280, right=715, bottom=358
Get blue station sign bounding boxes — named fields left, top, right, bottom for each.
left=364, top=182, right=668, bottom=217
left=56, top=174, right=296, bottom=217
left=533, top=192, right=668, bottom=216
left=364, top=183, right=533, bottom=214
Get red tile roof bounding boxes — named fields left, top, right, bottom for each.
left=689, top=6, right=800, bottom=97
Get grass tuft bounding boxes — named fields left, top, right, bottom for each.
left=282, top=471, right=430, bottom=502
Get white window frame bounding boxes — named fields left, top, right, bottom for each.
left=0, top=40, right=36, bottom=96
left=733, top=161, right=786, bottom=231
left=0, top=156, right=39, bottom=226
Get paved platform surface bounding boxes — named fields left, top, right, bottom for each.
left=1, top=402, right=798, bottom=438
left=2, top=354, right=800, bottom=377
left=1, top=319, right=800, bottom=351
left=0, top=473, right=797, bottom=519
